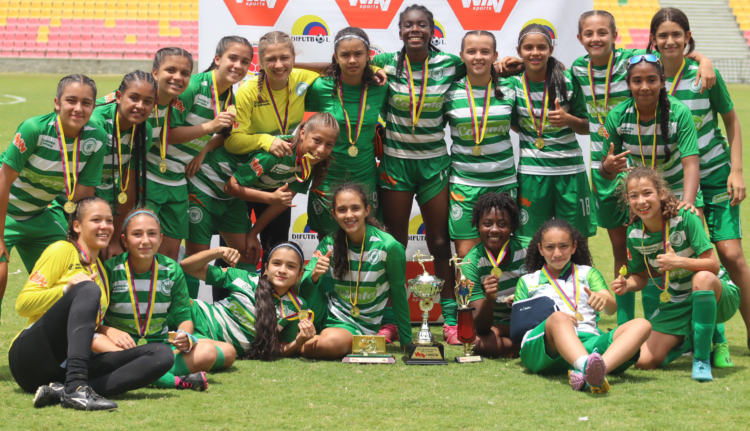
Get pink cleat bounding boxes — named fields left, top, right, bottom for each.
left=377, top=324, right=399, bottom=344
left=442, top=324, right=462, bottom=345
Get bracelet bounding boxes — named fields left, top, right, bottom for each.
left=601, top=165, right=612, bottom=175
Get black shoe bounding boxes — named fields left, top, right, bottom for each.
left=33, top=382, right=64, bottom=408
left=176, top=371, right=208, bottom=391
left=61, top=386, right=118, bottom=411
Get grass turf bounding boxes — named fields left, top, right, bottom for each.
left=1, top=74, right=750, bottom=429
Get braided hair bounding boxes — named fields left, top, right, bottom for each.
left=524, top=219, right=593, bottom=274
left=460, top=30, right=504, bottom=100
left=331, top=182, right=382, bottom=281
left=66, top=195, right=111, bottom=266
left=625, top=58, right=672, bottom=163
left=322, top=27, right=376, bottom=97
left=257, top=31, right=295, bottom=103
left=395, top=4, right=441, bottom=77
left=470, top=192, right=519, bottom=232
left=56, top=73, right=97, bottom=101
left=647, top=8, right=696, bottom=55
left=517, top=24, right=569, bottom=109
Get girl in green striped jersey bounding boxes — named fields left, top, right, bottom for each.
left=93, top=71, right=157, bottom=259
left=462, top=193, right=527, bottom=358
left=649, top=8, right=748, bottom=361
left=180, top=243, right=317, bottom=360
left=613, top=168, right=740, bottom=382
left=99, top=209, right=235, bottom=391
left=299, top=183, right=412, bottom=359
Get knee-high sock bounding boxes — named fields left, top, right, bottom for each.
left=152, top=372, right=176, bottom=389
left=440, top=299, right=457, bottom=326
left=171, top=352, right=192, bottom=376
left=693, top=290, right=717, bottom=362
left=713, top=322, right=727, bottom=344
left=616, top=291, right=635, bottom=325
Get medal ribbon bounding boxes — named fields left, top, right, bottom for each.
left=265, top=77, right=290, bottom=135
left=635, top=102, right=659, bottom=170
left=521, top=72, right=549, bottom=142
left=465, top=79, right=492, bottom=145
left=404, top=55, right=429, bottom=129
left=294, top=147, right=312, bottom=183
left=114, top=113, right=133, bottom=196
left=55, top=115, right=81, bottom=202
left=485, top=241, right=509, bottom=271
left=274, top=290, right=303, bottom=320
left=587, top=52, right=615, bottom=126
left=124, top=256, right=158, bottom=339
left=156, top=100, right=173, bottom=165
left=336, top=81, right=368, bottom=148
left=641, top=222, right=670, bottom=291
left=542, top=263, right=580, bottom=314
left=210, top=70, right=231, bottom=118
left=668, top=58, right=686, bottom=97
left=346, top=236, right=366, bottom=309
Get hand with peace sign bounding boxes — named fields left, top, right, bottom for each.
left=311, top=249, right=333, bottom=283
left=601, top=143, right=632, bottom=179
left=656, top=241, right=682, bottom=273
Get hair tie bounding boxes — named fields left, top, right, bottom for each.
left=334, top=34, right=369, bottom=47
left=124, top=210, right=161, bottom=228
left=268, top=243, right=304, bottom=262
left=518, top=31, right=552, bottom=47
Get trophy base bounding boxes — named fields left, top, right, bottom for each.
left=455, top=355, right=483, bottom=363
left=405, top=342, right=448, bottom=365
left=342, top=354, right=396, bottom=364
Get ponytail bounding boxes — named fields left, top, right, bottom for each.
left=330, top=183, right=382, bottom=280
left=245, top=274, right=282, bottom=360
left=518, top=24, right=567, bottom=109
left=658, top=86, right=672, bottom=162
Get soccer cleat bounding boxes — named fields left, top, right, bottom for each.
left=376, top=324, right=400, bottom=344
left=33, top=382, right=64, bottom=408
left=712, top=343, right=735, bottom=368
left=176, top=371, right=208, bottom=391
left=61, top=386, right=118, bottom=411
left=442, top=324, right=462, bottom=345
left=582, top=352, right=608, bottom=390
left=589, top=377, right=611, bottom=394
left=568, top=370, right=586, bottom=391
left=692, top=359, right=713, bottom=382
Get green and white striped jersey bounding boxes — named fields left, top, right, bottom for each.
left=443, top=77, right=517, bottom=187
left=103, top=252, right=192, bottom=343
left=233, top=150, right=311, bottom=194
left=1, top=112, right=106, bottom=219
left=506, top=69, right=588, bottom=175
left=144, top=100, right=188, bottom=185
left=604, top=96, right=699, bottom=192
left=664, top=59, right=733, bottom=180
left=300, top=225, right=412, bottom=344
left=188, top=147, right=248, bottom=200
left=626, top=208, right=715, bottom=302
left=515, top=262, right=608, bottom=335
left=92, top=103, right=153, bottom=199
left=463, top=236, right=529, bottom=324
left=194, top=265, right=303, bottom=356
left=371, top=51, right=466, bottom=159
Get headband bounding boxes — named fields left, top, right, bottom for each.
left=124, top=210, right=161, bottom=228
left=334, top=34, right=369, bottom=47
left=269, top=243, right=304, bottom=262
left=518, top=31, right=552, bottom=46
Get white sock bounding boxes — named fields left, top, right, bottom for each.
left=573, top=355, right=589, bottom=372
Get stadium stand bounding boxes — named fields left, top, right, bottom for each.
left=0, top=0, right=198, bottom=59
left=592, top=0, right=661, bottom=50
left=729, top=0, right=750, bottom=46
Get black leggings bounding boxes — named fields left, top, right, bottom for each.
left=8, top=281, right=174, bottom=396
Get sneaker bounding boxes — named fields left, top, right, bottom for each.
left=692, top=358, right=713, bottom=382
left=589, top=377, right=611, bottom=394
left=33, top=382, right=64, bottom=408
left=376, top=324, right=400, bottom=344
left=568, top=370, right=586, bottom=391
left=176, top=371, right=208, bottom=391
left=61, top=386, right=118, bottom=411
left=582, top=352, right=608, bottom=393
left=712, top=343, right=735, bottom=368
left=442, top=324, right=462, bottom=345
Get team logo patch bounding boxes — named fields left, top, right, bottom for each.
left=81, top=138, right=97, bottom=156
left=712, top=192, right=731, bottom=204
left=430, top=68, right=444, bottom=81
left=384, top=65, right=397, bottom=75
left=368, top=250, right=381, bottom=265
left=313, top=250, right=323, bottom=259
left=30, top=271, right=47, bottom=288
left=519, top=209, right=529, bottom=225
left=295, top=82, right=310, bottom=96
left=159, top=279, right=174, bottom=296
left=250, top=157, right=264, bottom=177
left=112, top=280, right=128, bottom=293
left=693, top=115, right=704, bottom=131
left=172, top=99, right=186, bottom=113
left=12, top=133, right=27, bottom=153
left=313, top=198, right=325, bottom=215
left=189, top=207, right=203, bottom=223
left=669, top=231, right=684, bottom=248
left=451, top=203, right=463, bottom=221
left=689, top=78, right=702, bottom=93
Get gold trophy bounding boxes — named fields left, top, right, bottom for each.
left=406, top=251, right=448, bottom=365
left=342, top=335, right=395, bottom=364
left=451, top=255, right=483, bottom=363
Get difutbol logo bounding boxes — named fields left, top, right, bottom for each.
left=431, top=20, right=447, bottom=47
left=291, top=15, right=330, bottom=44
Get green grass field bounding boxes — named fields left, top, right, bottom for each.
left=1, top=74, right=750, bottom=430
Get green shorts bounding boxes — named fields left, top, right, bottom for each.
left=145, top=180, right=189, bottom=240
left=650, top=279, right=740, bottom=337
left=519, top=319, right=638, bottom=374
left=701, top=164, right=741, bottom=242
left=517, top=172, right=596, bottom=238
left=591, top=170, right=628, bottom=230
left=323, top=312, right=365, bottom=336
left=377, top=154, right=450, bottom=206
left=449, top=183, right=517, bottom=240
left=307, top=179, right=381, bottom=237
left=4, top=206, right=68, bottom=272
left=187, top=188, right=252, bottom=245
left=672, top=189, right=704, bottom=208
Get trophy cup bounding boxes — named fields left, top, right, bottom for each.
left=406, top=251, right=448, bottom=365
left=450, top=255, right=483, bottom=363
left=341, top=335, right=395, bottom=364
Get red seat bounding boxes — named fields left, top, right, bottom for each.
left=93, top=33, right=102, bottom=42
left=71, top=33, right=82, bottom=41
left=49, top=33, right=59, bottom=41
left=103, top=33, right=114, bottom=41
left=103, top=41, right=114, bottom=50
left=59, top=34, right=70, bottom=41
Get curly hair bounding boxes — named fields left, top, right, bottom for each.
left=621, top=166, right=681, bottom=227
left=66, top=195, right=111, bottom=266
left=322, top=26, right=376, bottom=97
left=524, top=219, right=593, bottom=273
left=331, top=182, right=382, bottom=281
left=470, top=192, right=519, bottom=232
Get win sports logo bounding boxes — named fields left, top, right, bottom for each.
left=224, top=0, right=288, bottom=26
left=335, top=0, right=404, bottom=29
left=447, top=0, right=518, bottom=31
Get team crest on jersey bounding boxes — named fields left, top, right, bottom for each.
left=250, top=158, right=264, bottom=177
left=189, top=207, right=203, bottom=223
left=384, top=65, right=397, bottom=75
left=613, top=59, right=627, bottom=75
left=519, top=209, right=529, bottom=225
left=430, top=68, right=444, bottom=81
left=30, top=271, right=47, bottom=288
left=12, top=133, right=27, bottom=153
left=368, top=250, right=381, bottom=266
left=689, top=78, right=702, bottom=93
left=295, top=82, right=310, bottom=96
left=313, top=198, right=325, bottom=214
left=81, top=138, right=98, bottom=156
left=159, top=279, right=174, bottom=296
left=693, top=115, right=704, bottom=131
left=669, top=231, right=684, bottom=248
left=451, top=203, right=463, bottom=221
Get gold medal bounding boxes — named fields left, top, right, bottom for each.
left=226, top=105, right=237, bottom=116
left=575, top=312, right=584, bottom=322
left=660, top=291, right=671, bottom=303
left=491, top=267, right=502, bottom=278
left=597, top=126, right=606, bottom=137
left=299, top=309, right=309, bottom=321
left=118, top=192, right=127, bottom=204
left=64, top=200, right=76, bottom=214
left=350, top=306, right=360, bottom=318
left=472, top=145, right=481, bottom=156
left=348, top=146, right=358, bottom=157
left=159, top=161, right=167, bottom=173
left=534, top=138, right=545, bottom=149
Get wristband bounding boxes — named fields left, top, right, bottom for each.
left=601, top=165, right=612, bottom=175
left=177, top=329, right=199, bottom=353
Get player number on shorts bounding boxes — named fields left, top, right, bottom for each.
left=579, top=198, right=590, bottom=216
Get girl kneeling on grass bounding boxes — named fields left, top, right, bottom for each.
left=516, top=219, right=651, bottom=393
left=298, top=182, right=412, bottom=359
left=180, top=243, right=316, bottom=360
left=612, top=167, right=741, bottom=382
left=98, top=209, right=236, bottom=391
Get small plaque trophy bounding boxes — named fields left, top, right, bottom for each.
left=406, top=251, right=448, bottom=365
left=342, top=335, right=395, bottom=364
left=451, top=255, right=483, bottom=363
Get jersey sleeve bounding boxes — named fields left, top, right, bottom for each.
left=567, top=71, right=588, bottom=118
left=279, top=318, right=300, bottom=344
left=172, top=78, right=200, bottom=127
left=514, top=277, right=529, bottom=301
left=167, top=263, right=192, bottom=327
left=77, top=127, right=107, bottom=187
left=708, top=69, right=734, bottom=115
left=371, top=53, right=388, bottom=69
left=304, top=78, right=328, bottom=112
left=298, top=240, right=332, bottom=302
left=585, top=268, right=608, bottom=293
left=448, top=52, right=467, bottom=78
left=627, top=233, right=647, bottom=274
left=673, top=102, right=699, bottom=157
left=2, top=118, right=42, bottom=173
left=462, top=251, right=485, bottom=302
left=204, top=265, right=256, bottom=296
left=385, top=240, right=412, bottom=345
left=225, top=82, right=275, bottom=154
left=603, top=107, right=624, bottom=159
left=683, top=210, right=714, bottom=256
left=15, top=242, right=72, bottom=317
